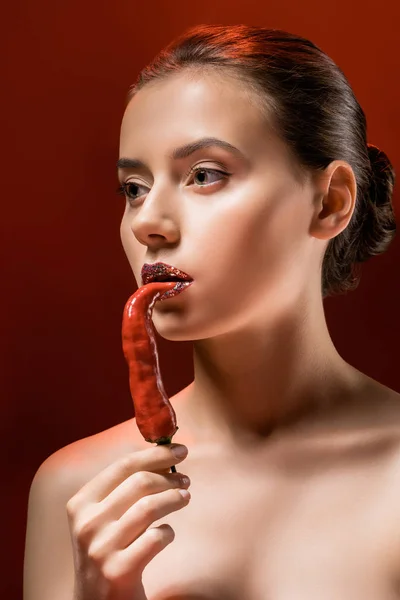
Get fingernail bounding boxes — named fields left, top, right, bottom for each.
left=170, top=444, right=188, bottom=458
left=178, top=489, right=191, bottom=500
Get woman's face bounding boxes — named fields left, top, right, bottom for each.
left=119, top=71, right=320, bottom=341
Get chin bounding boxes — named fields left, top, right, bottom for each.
left=152, top=309, right=234, bottom=343
left=151, top=308, right=194, bottom=342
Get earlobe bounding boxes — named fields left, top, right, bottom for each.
left=310, top=161, right=357, bottom=241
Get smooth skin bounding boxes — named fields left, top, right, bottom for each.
left=24, top=441, right=192, bottom=600
left=119, top=69, right=372, bottom=447
left=24, top=69, right=400, bottom=600
left=68, top=444, right=190, bottom=600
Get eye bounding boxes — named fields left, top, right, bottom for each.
left=116, top=167, right=230, bottom=204
left=116, top=181, right=147, bottom=201
left=186, top=166, right=230, bottom=187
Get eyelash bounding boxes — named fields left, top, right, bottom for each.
left=116, top=166, right=231, bottom=202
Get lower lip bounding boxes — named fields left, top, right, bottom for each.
left=159, top=281, right=194, bottom=302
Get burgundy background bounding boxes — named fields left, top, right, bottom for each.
left=2, top=0, right=399, bottom=597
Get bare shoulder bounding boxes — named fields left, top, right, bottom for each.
left=343, top=374, right=400, bottom=432
left=37, top=416, right=144, bottom=495
left=370, top=387, right=400, bottom=578
left=36, top=382, right=192, bottom=494
left=366, top=382, right=400, bottom=430
left=356, top=380, right=400, bottom=451
left=24, top=418, right=144, bottom=600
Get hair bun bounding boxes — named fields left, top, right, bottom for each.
left=355, top=144, right=396, bottom=262
left=367, top=143, right=396, bottom=206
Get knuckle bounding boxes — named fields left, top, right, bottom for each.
left=132, top=470, right=153, bottom=491
left=137, top=495, right=157, bottom=520
left=88, top=521, right=118, bottom=561
left=73, top=511, right=98, bottom=541
left=73, top=519, right=92, bottom=541
left=65, top=495, right=79, bottom=517
left=118, top=454, right=136, bottom=476
left=102, top=555, right=124, bottom=583
left=87, top=539, right=105, bottom=563
left=102, top=550, right=137, bottom=584
left=145, top=526, right=167, bottom=547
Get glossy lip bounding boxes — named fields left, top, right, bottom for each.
left=141, top=262, right=193, bottom=286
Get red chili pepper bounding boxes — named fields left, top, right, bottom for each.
left=122, top=281, right=192, bottom=471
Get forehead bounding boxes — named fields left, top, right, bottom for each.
left=118, top=71, right=304, bottom=183
left=120, top=71, right=272, bottom=151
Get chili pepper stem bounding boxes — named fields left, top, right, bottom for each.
left=156, top=437, right=177, bottom=473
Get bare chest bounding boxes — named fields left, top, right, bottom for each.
left=141, top=453, right=400, bottom=600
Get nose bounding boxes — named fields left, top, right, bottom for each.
left=129, top=185, right=181, bottom=249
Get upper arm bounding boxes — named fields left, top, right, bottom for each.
left=23, top=452, right=78, bottom=600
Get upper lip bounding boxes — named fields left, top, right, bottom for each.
left=141, top=262, right=193, bottom=285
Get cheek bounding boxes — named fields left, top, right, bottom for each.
left=255, top=192, right=309, bottom=268
left=199, top=186, right=306, bottom=275
left=188, top=182, right=310, bottom=317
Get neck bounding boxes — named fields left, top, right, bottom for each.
left=179, top=291, right=361, bottom=450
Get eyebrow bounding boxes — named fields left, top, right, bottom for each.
left=116, top=137, right=245, bottom=171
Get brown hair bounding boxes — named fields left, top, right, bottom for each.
left=126, top=24, right=396, bottom=297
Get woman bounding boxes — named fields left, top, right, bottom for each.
left=24, top=24, right=399, bottom=600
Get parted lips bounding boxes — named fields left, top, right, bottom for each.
left=141, top=262, right=193, bottom=285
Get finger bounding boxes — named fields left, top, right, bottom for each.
left=98, top=471, right=190, bottom=520
left=115, top=488, right=190, bottom=550
left=102, top=524, right=175, bottom=583
left=68, top=445, right=188, bottom=507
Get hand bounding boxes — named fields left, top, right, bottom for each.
left=66, top=444, right=190, bottom=600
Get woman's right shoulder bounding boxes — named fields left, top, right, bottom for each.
left=35, top=417, right=144, bottom=497
left=24, top=419, right=145, bottom=600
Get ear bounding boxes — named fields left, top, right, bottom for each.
left=309, top=160, right=357, bottom=241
